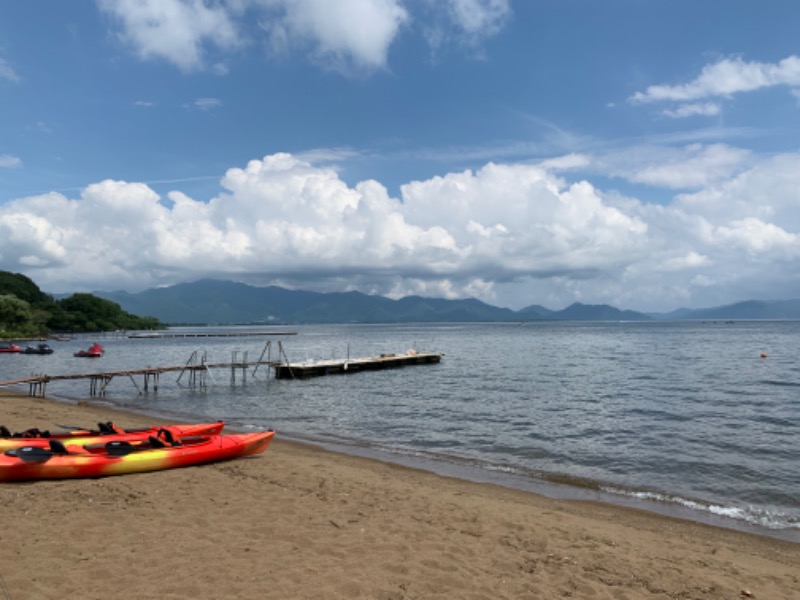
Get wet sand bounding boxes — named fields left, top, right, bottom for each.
left=0, top=391, right=798, bottom=599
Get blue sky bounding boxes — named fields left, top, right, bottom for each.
left=2, top=1, right=800, bottom=312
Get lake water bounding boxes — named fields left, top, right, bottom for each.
left=1, top=321, right=798, bottom=542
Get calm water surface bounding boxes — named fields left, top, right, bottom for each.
left=2, top=321, right=798, bottom=542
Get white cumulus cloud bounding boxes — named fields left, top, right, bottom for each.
left=3, top=150, right=800, bottom=311
left=97, top=0, right=242, bottom=72
left=257, top=0, right=409, bottom=73
left=447, top=0, right=511, bottom=38
left=95, top=0, right=512, bottom=75
left=631, top=55, right=800, bottom=104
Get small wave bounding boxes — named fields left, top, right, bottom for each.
left=482, top=463, right=517, bottom=474
left=759, top=379, right=800, bottom=387
left=601, top=486, right=800, bottom=532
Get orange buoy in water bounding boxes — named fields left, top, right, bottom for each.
left=760, top=353, right=768, bottom=358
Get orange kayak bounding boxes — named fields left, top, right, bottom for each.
left=0, top=431, right=274, bottom=481
left=0, top=421, right=226, bottom=452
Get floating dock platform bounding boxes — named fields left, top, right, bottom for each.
left=272, top=351, right=444, bottom=379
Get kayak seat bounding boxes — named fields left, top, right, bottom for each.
left=156, top=428, right=182, bottom=447
left=49, top=439, right=69, bottom=455
left=98, top=421, right=125, bottom=434
left=105, top=441, right=136, bottom=456
left=148, top=435, right=167, bottom=449
left=0, top=425, right=10, bottom=438
left=7, top=446, right=53, bottom=462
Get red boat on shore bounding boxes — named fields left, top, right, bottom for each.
left=0, top=430, right=275, bottom=481
left=74, top=343, right=103, bottom=358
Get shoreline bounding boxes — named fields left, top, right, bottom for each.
left=2, top=391, right=799, bottom=599
left=21, top=388, right=799, bottom=543
left=289, top=433, right=800, bottom=545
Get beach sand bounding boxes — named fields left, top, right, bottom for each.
left=0, top=391, right=798, bottom=600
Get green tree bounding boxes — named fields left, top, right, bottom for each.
left=0, top=294, right=36, bottom=337
left=0, top=271, right=161, bottom=334
left=50, top=293, right=160, bottom=332
left=0, top=271, right=51, bottom=305
left=58, top=293, right=120, bottom=331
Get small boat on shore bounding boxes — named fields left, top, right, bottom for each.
left=74, top=343, right=103, bottom=358
left=0, top=430, right=274, bottom=481
left=23, top=343, right=54, bottom=355
left=0, top=343, right=22, bottom=354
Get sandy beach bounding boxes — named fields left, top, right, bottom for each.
left=0, top=391, right=798, bottom=600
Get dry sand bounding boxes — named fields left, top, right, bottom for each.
left=0, top=391, right=798, bottom=600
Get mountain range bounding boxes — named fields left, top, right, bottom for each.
left=90, top=279, right=800, bottom=325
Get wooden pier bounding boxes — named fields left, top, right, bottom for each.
left=0, top=358, right=275, bottom=398
left=0, top=344, right=280, bottom=398
left=272, top=351, right=444, bottom=379
left=0, top=344, right=444, bottom=395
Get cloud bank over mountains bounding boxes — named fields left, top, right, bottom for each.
left=2, top=148, right=799, bottom=312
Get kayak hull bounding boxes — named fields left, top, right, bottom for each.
left=0, top=421, right=226, bottom=452
left=0, top=431, right=274, bottom=481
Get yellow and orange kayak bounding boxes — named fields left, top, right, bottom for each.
left=0, top=431, right=274, bottom=481
left=0, top=421, right=226, bottom=452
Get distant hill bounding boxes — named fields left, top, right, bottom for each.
left=517, top=304, right=554, bottom=318
left=651, top=299, right=800, bottom=321
left=94, top=279, right=521, bottom=325
left=547, top=302, right=651, bottom=321
left=91, top=279, right=800, bottom=325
